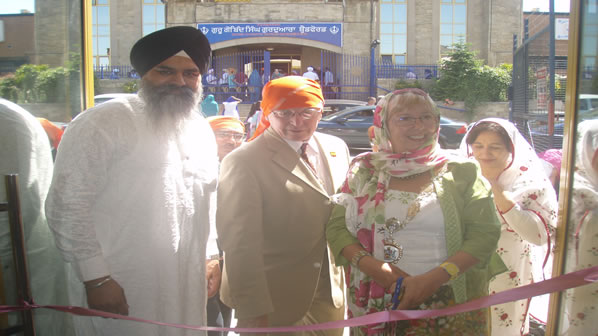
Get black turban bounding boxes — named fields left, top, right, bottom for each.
left=130, top=26, right=211, bottom=77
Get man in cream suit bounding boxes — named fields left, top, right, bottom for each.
left=217, top=76, right=349, bottom=335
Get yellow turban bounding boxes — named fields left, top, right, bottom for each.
left=207, top=116, right=245, bottom=133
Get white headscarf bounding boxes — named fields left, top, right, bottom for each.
left=571, top=120, right=598, bottom=229
left=460, top=118, right=557, bottom=212
left=459, top=118, right=558, bottom=265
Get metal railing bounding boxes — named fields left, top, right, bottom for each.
left=93, top=65, right=137, bottom=79
left=375, top=64, right=439, bottom=80
left=95, top=56, right=441, bottom=104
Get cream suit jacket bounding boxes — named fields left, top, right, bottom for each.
left=217, top=127, right=350, bottom=326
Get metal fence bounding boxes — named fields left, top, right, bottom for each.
left=202, top=50, right=266, bottom=104
left=511, top=27, right=568, bottom=153
left=94, top=65, right=136, bottom=79
left=320, top=50, right=371, bottom=101
left=376, top=63, right=439, bottom=80
left=95, top=51, right=441, bottom=104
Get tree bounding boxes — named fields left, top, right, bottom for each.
left=431, top=43, right=511, bottom=120
left=0, top=53, right=81, bottom=105
left=0, top=75, right=19, bottom=102
left=14, top=64, right=49, bottom=103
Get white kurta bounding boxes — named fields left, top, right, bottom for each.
left=221, top=101, right=240, bottom=119
left=46, top=95, right=219, bottom=336
left=0, top=98, right=74, bottom=335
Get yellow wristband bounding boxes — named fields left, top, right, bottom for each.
left=439, top=262, right=460, bottom=281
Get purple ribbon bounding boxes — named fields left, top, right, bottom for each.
left=2, top=265, right=596, bottom=333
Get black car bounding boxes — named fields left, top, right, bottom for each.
left=316, top=105, right=467, bottom=151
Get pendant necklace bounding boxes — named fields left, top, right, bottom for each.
left=382, top=182, right=435, bottom=264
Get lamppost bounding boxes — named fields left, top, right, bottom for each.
left=370, top=39, right=380, bottom=98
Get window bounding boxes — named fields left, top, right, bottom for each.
left=92, top=0, right=110, bottom=66
left=440, top=0, right=466, bottom=56
left=379, top=0, right=407, bottom=64
left=142, top=0, right=165, bottom=36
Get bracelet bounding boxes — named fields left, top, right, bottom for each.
left=391, top=277, right=405, bottom=310
left=85, top=276, right=112, bottom=289
left=350, top=250, right=371, bottom=268
left=439, top=262, right=460, bottom=281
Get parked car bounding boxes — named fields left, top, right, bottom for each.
left=527, top=118, right=565, bottom=152
left=94, top=93, right=132, bottom=105
left=317, top=105, right=467, bottom=151
left=323, top=99, right=367, bottom=116
left=579, top=94, right=598, bottom=118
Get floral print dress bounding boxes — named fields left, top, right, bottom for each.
left=343, top=190, right=489, bottom=336
left=559, top=120, right=598, bottom=335
left=460, top=118, right=558, bottom=336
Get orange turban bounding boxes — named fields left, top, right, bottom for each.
left=249, top=76, right=323, bottom=141
left=207, top=116, right=245, bottom=133
left=37, top=118, right=64, bottom=149
left=367, top=125, right=375, bottom=140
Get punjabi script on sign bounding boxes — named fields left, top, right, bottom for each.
left=209, top=25, right=329, bottom=35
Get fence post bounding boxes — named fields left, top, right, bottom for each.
left=369, top=40, right=380, bottom=98
left=263, top=51, right=271, bottom=84
left=548, top=0, right=556, bottom=148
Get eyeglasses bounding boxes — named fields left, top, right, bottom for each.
left=390, top=114, right=437, bottom=127
left=271, top=107, right=322, bottom=120
left=214, top=131, right=246, bottom=142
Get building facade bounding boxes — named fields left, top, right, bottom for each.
left=523, top=11, right=570, bottom=60
left=0, top=13, right=34, bottom=74
left=93, top=0, right=520, bottom=70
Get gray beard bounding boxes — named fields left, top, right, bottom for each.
left=138, top=79, right=202, bottom=137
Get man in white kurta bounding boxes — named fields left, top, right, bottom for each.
left=45, top=26, right=219, bottom=336
left=0, top=98, right=74, bottom=335
left=302, top=66, right=320, bottom=81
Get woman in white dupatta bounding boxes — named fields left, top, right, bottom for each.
left=560, top=119, right=598, bottom=334
left=460, top=118, right=557, bottom=335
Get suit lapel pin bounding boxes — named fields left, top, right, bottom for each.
left=330, top=152, right=337, bottom=157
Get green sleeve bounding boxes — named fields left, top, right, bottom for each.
left=326, top=204, right=359, bottom=267
left=452, top=162, right=503, bottom=267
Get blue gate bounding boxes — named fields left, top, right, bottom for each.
left=206, top=50, right=372, bottom=104
left=206, top=50, right=266, bottom=104
left=320, top=50, right=370, bottom=101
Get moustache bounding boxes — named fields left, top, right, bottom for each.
left=156, top=84, right=195, bottom=96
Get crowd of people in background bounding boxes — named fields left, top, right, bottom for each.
left=201, top=64, right=339, bottom=105
left=1, top=25, right=576, bottom=336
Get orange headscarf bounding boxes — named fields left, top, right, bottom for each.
left=248, top=76, right=323, bottom=141
left=206, top=116, right=245, bottom=133
left=37, top=118, right=64, bottom=149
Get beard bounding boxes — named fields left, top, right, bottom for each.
left=138, top=79, right=202, bottom=136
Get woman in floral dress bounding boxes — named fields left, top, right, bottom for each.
left=460, top=118, right=558, bottom=335
left=327, top=89, right=505, bottom=335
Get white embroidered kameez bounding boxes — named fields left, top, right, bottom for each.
left=559, top=120, right=598, bottom=335
left=46, top=95, right=219, bottom=336
left=460, top=118, right=558, bottom=336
